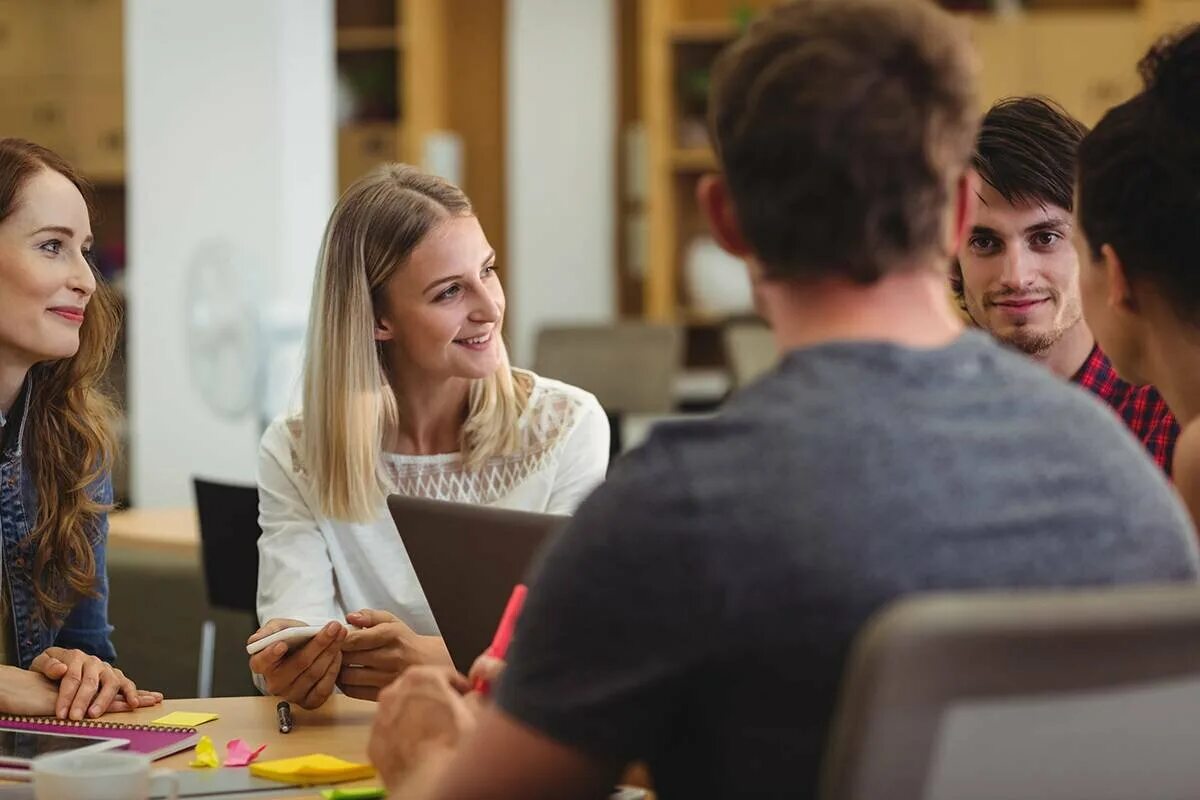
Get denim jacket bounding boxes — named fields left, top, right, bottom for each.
left=0, top=377, right=116, bottom=669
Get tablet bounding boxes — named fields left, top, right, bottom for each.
left=389, top=494, right=565, bottom=672
left=0, top=728, right=127, bottom=767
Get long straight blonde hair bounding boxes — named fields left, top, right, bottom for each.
left=302, top=164, right=530, bottom=522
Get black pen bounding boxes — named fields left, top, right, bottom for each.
left=277, top=700, right=293, bottom=734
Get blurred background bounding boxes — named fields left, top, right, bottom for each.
left=1, top=0, right=1196, bottom=694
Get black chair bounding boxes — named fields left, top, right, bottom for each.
left=192, top=477, right=262, bottom=697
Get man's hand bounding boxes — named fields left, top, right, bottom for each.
left=367, top=666, right=476, bottom=789
left=29, top=648, right=163, bottom=720
left=248, top=619, right=347, bottom=710
left=339, top=609, right=452, bottom=701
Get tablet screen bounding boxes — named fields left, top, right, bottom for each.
left=0, top=730, right=120, bottom=764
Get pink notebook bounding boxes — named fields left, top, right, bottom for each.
left=0, top=715, right=199, bottom=760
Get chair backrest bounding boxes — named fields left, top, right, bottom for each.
left=533, top=322, right=683, bottom=414
left=722, top=318, right=776, bottom=388
left=821, top=585, right=1200, bottom=800
left=192, top=478, right=262, bottom=614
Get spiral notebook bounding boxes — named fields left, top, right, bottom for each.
left=0, top=715, right=199, bottom=761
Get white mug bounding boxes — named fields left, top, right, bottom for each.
left=32, top=750, right=179, bottom=800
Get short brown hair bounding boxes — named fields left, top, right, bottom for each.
left=708, top=0, right=978, bottom=283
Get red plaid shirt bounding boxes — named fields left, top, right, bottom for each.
left=1071, top=344, right=1179, bottom=476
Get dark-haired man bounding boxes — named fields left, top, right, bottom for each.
left=367, top=4, right=1199, bottom=799
left=952, top=97, right=1179, bottom=472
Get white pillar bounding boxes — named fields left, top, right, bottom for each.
left=506, top=0, right=616, bottom=366
left=126, top=0, right=335, bottom=506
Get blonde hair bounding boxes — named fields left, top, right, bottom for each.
left=302, top=164, right=530, bottom=522
left=0, top=139, right=119, bottom=623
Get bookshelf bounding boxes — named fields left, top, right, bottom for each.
left=628, top=0, right=1189, bottom=329
left=335, top=0, right=507, bottom=290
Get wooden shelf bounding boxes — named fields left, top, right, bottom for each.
left=671, top=147, right=718, bottom=172
left=337, top=26, right=400, bottom=50
left=668, top=20, right=741, bottom=44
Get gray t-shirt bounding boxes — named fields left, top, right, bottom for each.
left=496, top=331, right=1199, bottom=799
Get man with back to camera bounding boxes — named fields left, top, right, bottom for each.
left=363, top=2, right=1200, bottom=798
left=951, top=96, right=1179, bottom=473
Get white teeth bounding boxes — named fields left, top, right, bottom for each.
left=458, top=333, right=490, bottom=345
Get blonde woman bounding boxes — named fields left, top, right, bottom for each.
left=248, top=165, right=609, bottom=709
left=0, top=138, right=162, bottom=719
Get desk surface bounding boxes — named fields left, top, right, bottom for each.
left=107, top=507, right=200, bottom=555
left=130, top=695, right=376, bottom=798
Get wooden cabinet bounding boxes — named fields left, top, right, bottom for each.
left=634, top=0, right=1167, bottom=325
left=0, top=77, right=70, bottom=155
left=335, top=0, right=506, bottom=271
left=68, top=81, right=125, bottom=183
left=338, top=122, right=399, bottom=192
left=0, top=0, right=50, bottom=77
left=57, top=0, right=124, bottom=79
left=0, top=0, right=124, bottom=182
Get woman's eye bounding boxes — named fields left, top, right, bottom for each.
left=39, top=240, right=62, bottom=256
left=482, top=264, right=497, bottom=277
left=436, top=284, right=462, bottom=302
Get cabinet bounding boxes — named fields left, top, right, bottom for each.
left=631, top=0, right=1175, bottom=326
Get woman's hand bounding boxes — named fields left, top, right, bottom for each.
left=248, top=619, right=347, bottom=710
left=339, top=609, right=453, bottom=701
left=29, top=648, right=163, bottom=720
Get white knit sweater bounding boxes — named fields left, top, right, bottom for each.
left=255, top=371, right=609, bottom=634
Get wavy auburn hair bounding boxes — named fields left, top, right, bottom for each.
left=0, top=138, right=120, bottom=623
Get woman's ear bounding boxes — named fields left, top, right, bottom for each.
left=696, top=174, right=751, bottom=258
left=373, top=314, right=394, bottom=343
left=1101, top=243, right=1138, bottom=315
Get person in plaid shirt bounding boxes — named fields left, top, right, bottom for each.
left=1076, top=25, right=1200, bottom=524
left=950, top=97, right=1178, bottom=474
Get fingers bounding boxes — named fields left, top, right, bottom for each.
left=29, top=652, right=68, bottom=681
left=248, top=641, right=290, bottom=677
left=297, top=648, right=342, bottom=710
left=271, top=623, right=345, bottom=687
left=341, top=684, right=380, bottom=701
left=248, top=618, right=308, bottom=644
left=345, top=608, right=399, bottom=629
left=119, top=675, right=140, bottom=708
left=343, top=619, right=414, bottom=653
left=467, top=655, right=506, bottom=688
left=337, top=665, right=397, bottom=689
left=55, top=656, right=86, bottom=719
left=67, top=657, right=106, bottom=721
left=53, top=688, right=162, bottom=717
left=87, top=669, right=124, bottom=718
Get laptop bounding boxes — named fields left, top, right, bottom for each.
left=389, top=494, right=566, bottom=672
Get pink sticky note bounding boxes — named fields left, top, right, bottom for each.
left=224, top=738, right=267, bottom=767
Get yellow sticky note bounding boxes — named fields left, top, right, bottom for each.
left=151, top=711, right=220, bottom=727
left=189, top=736, right=219, bottom=769
left=250, top=754, right=376, bottom=786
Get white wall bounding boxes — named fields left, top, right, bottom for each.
left=126, top=0, right=335, bottom=506
left=506, top=0, right=616, bottom=366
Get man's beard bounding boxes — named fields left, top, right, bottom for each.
left=996, top=326, right=1061, bottom=357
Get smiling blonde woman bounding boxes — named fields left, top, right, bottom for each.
left=249, top=164, right=609, bottom=709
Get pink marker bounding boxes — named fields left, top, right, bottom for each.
left=473, top=584, right=527, bottom=695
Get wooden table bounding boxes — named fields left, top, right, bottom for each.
left=127, top=695, right=377, bottom=798
left=107, top=507, right=200, bottom=556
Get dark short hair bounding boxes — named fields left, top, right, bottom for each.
left=973, top=97, right=1088, bottom=212
left=949, top=97, right=1088, bottom=307
left=1077, top=24, right=1200, bottom=325
left=707, top=0, right=977, bottom=284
